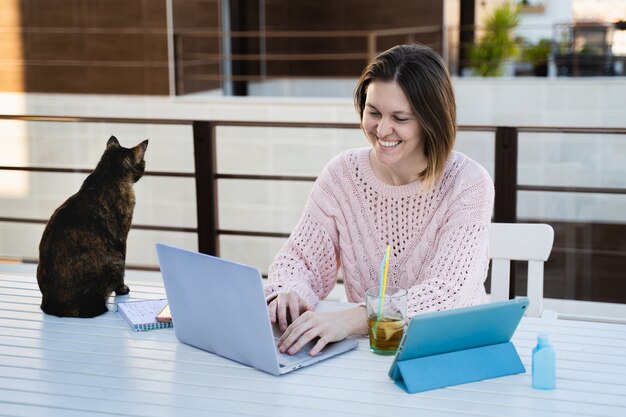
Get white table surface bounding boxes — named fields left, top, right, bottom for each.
left=1, top=271, right=625, bottom=417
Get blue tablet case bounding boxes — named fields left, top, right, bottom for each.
left=388, top=298, right=529, bottom=393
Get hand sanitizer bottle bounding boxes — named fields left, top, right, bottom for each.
left=532, top=333, right=556, bottom=389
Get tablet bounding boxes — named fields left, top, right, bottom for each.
left=388, top=297, right=529, bottom=380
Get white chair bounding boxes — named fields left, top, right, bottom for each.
left=489, top=223, right=555, bottom=317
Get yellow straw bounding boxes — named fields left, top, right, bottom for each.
left=378, top=244, right=391, bottom=318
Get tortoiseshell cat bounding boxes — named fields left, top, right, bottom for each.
left=37, top=136, right=148, bottom=318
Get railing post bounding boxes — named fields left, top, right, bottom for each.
left=193, top=121, right=219, bottom=256
left=494, top=126, right=518, bottom=298
left=230, top=0, right=249, bottom=96
left=494, top=126, right=518, bottom=223
left=174, top=33, right=184, bottom=96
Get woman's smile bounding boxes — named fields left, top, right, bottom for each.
left=378, top=138, right=402, bottom=148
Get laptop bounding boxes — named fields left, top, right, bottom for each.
left=155, top=243, right=358, bottom=376
left=388, top=297, right=529, bottom=392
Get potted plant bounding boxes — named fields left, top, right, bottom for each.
left=522, top=38, right=552, bottom=76
left=468, top=2, right=521, bottom=77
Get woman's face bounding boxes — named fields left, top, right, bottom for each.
left=362, top=80, right=426, bottom=182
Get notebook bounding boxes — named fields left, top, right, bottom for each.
left=155, top=243, right=359, bottom=376
left=117, top=299, right=173, bottom=331
left=388, top=297, right=529, bottom=392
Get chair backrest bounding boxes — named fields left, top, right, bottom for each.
left=489, top=223, right=554, bottom=317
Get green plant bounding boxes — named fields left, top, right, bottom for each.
left=579, top=43, right=602, bottom=55
left=468, top=2, right=521, bottom=77
left=522, top=38, right=552, bottom=64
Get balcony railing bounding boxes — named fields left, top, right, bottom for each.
left=1, top=115, right=625, bottom=304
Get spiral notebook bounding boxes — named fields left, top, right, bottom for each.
left=117, top=299, right=173, bottom=331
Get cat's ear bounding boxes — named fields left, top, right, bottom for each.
left=133, top=140, right=149, bottom=162
left=107, top=136, right=120, bottom=149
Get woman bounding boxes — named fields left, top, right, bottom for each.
left=265, top=43, right=494, bottom=356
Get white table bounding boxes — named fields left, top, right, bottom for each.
left=1, top=271, right=625, bottom=417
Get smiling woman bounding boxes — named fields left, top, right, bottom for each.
left=361, top=81, right=426, bottom=185
left=263, top=43, right=494, bottom=358
left=354, top=43, right=457, bottom=189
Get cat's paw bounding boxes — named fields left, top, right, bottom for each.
left=115, top=284, right=130, bottom=295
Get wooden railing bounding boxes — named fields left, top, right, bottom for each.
left=1, top=115, right=626, bottom=303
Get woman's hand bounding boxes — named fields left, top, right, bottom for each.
left=277, top=306, right=368, bottom=356
left=268, top=291, right=315, bottom=332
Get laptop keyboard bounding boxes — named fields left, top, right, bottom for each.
left=275, top=337, right=317, bottom=367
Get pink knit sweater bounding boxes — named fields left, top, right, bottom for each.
left=265, top=148, right=495, bottom=317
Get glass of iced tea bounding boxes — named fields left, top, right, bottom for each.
left=365, top=285, right=408, bottom=355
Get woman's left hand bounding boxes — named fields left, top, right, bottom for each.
left=277, top=306, right=367, bottom=356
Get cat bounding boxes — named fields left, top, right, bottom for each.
left=36, top=136, right=148, bottom=318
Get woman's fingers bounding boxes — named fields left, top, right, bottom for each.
left=309, top=335, right=331, bottom=356
left=268, top=299, right=277, bottom=323
left=288, top=293, right=302, bottom=331
left=278, top=311, right=339, bottom=356
left=276, top=294, right=290, bottom=331
left=271, top=291, right=311, bottom=331
left=279, top=312, right=319, bottom=354
left=274, top=306, right=366, bottom=356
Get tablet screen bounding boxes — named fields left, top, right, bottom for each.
left=389, top=298, right=529, bottom=380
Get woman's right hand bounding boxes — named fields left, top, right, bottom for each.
left=268, top=291, right=314, bottom=331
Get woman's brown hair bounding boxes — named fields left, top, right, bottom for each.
left=354, top=43, right=456, bottom=188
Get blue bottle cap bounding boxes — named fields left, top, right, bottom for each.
left=537, top=332, right=550, bottom=347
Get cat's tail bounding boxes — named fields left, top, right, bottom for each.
left=41, top=293, right=108, bottom=318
